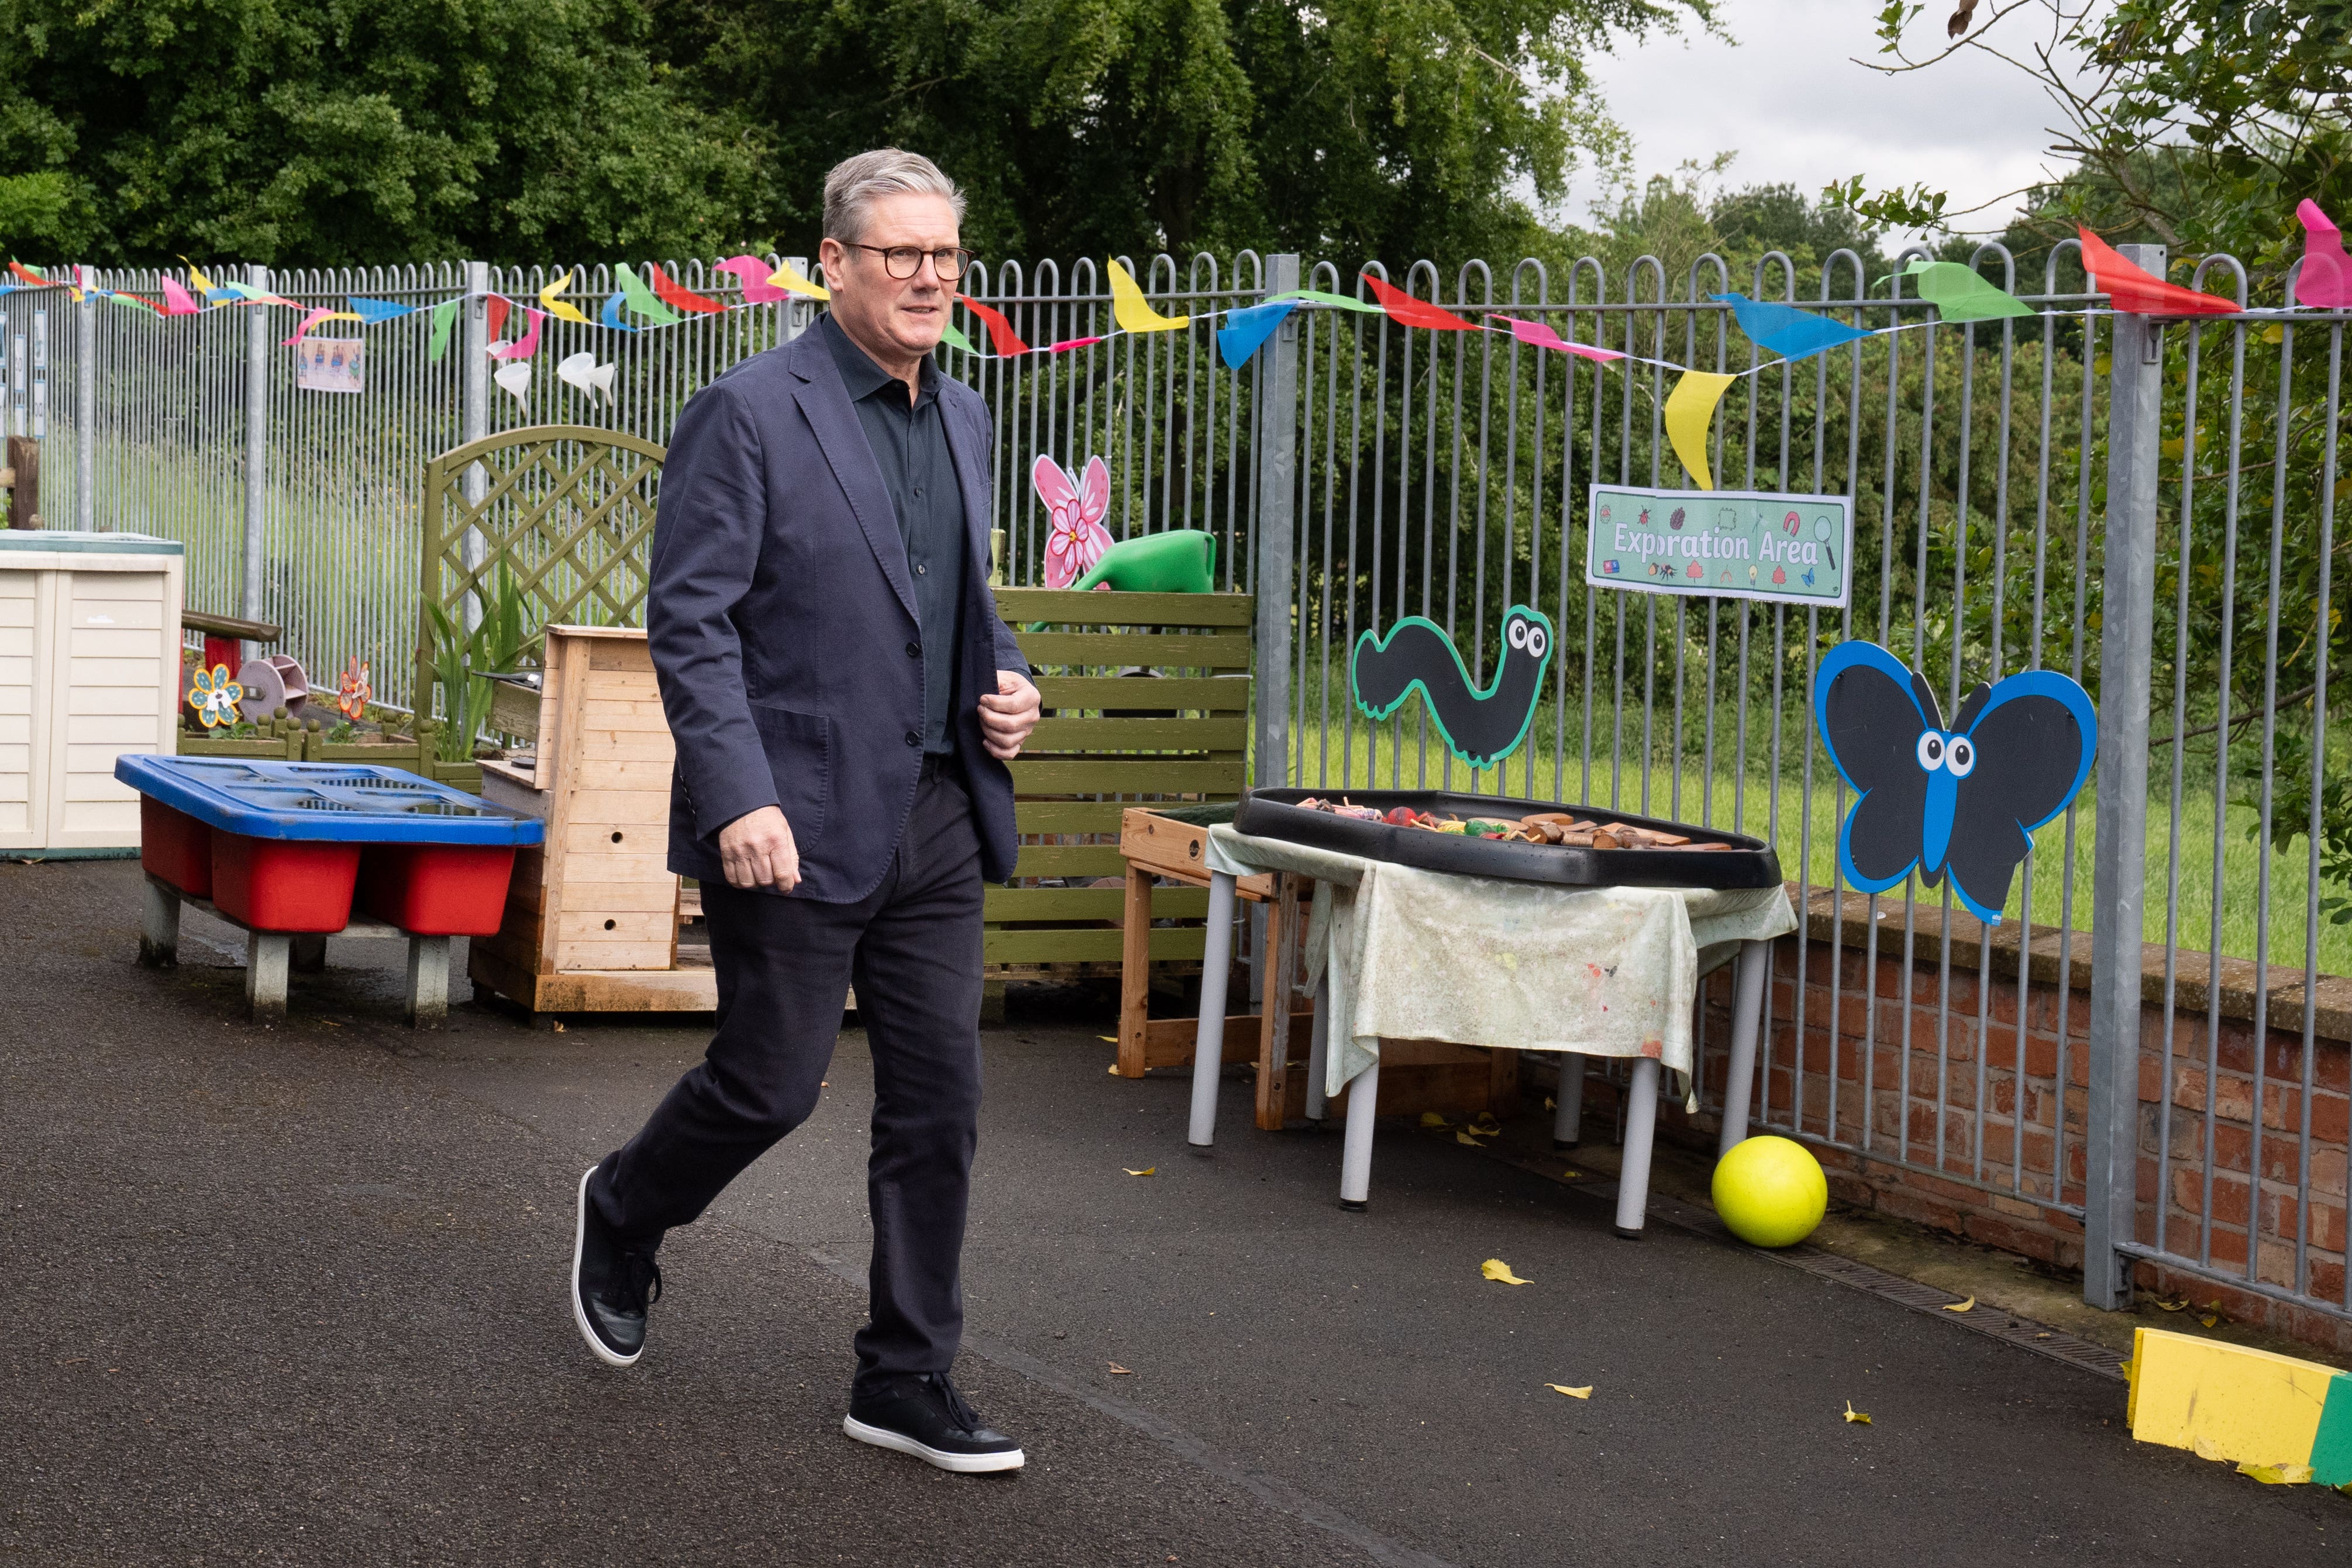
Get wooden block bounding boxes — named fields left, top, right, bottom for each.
left=565, top=789, right=671, bottom=825
left=1255, top=874, right=1304, bottom=1131
left=1134, top=1012, right=1304, bottom=1071
left=2127, top=1327, right=2352, bottom=1484
left=554, top=909, right=676, bottom=945
left=587, top=639, right=655, bottom=672
left=1118, top=867, right=1152, bottom=1077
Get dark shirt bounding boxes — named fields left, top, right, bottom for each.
left=819, top=312, right=966, bottom=754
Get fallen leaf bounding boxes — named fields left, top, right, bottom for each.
left=2034, top=1333, right=2051, bottom=1340
left=1470, top=1112, right=1502, bottom=1135
left=550, top=1019, right=566, bottom=1032
left=2200, top=1315, right=2220, bottom=1329
left=1943, top=1297, right=1974, bottom=1312
left=2120, top=1359, right=2135, bottom=1376
left=1844, top=1401, right=1872, bottom=1425
left=1481, top=1258, right=1531, bottom=1285
left=1107, top=1362, right=1132, bottom=1374
left=2155, top=1295, right=2189, bottom=1312
left=1455, top=1129, right=1489, bottom=1146
left=1098, top=1035, right=1118, bottom=1043
left=1544, top=1096, right=1556, bottom=1110
left=1124, top=1167, right=1156, bottom=1177
left=2193, top=1433, right=2224, bottom=1460
left=320, top=1019, right=342, bottom=1028
left=1562, top=1169, right=1585, bottom=1180
left=1107, top=1064, right=1122, bottom=1076
left=1546, top=1383, right=1593, bottom=1399
left=2237, top=1460, right=2313, bottom=1486
left=1419, top=1111, right=1451, bottom=1129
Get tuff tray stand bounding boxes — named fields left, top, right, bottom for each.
left=115, top=756, right=545, bottom=1026
left=1191, top=787, right=1782, bottom=1232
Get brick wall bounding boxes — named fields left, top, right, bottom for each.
left=1655, top=889, right=2352, bottom=1357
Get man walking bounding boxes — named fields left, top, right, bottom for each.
left=569, top=149, right=1041, bottom=1474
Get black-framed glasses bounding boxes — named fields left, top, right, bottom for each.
left=853, top=244, right=973, bottom=281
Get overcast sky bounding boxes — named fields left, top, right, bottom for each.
left=1561, top=0, right=2078, bottom=239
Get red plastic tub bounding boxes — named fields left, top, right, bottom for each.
left=210, top=834, right=360, bottom=932
left=140, top=797, right=214, bottom=897
left=358, top=844, right=519, bottom=936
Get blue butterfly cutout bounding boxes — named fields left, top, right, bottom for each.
left=1811, top=641, right=2098, bottom=924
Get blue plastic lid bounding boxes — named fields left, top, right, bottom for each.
left=114, top=756, right=546, bottom=846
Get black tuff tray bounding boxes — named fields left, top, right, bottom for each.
left=1232, top=788, right=1783, bottom=890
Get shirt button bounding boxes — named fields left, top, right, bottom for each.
left=906, top=641, right=921, bottom=658
left=905, top=730, right=921, bottom=747
left=915, top=563, right=927, bottom=576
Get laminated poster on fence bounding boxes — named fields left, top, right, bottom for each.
left=1586, top=484, right=1852, bottom=611
left=295, top=337, right=364, bottom=395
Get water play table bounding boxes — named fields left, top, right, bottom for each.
left=115, top=756, right=545, bottom=1025
left=1184, top=790, right=1797, bottom=1232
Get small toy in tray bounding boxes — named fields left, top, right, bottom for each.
left=1237, top=787, right=1782, bottom=890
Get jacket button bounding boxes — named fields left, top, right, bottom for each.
left=906, top=641, right=921, bottom=658
left=905, top=730, right=921, bottom=746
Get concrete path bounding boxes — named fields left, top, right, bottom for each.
left=4, top=859, right=2342, bottom=1566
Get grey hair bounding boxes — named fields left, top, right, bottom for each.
left=822, top=149, right=965, bottom=243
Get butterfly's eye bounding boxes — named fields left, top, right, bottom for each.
left=1507, top=618, right=1528, bottom=650
left=1526, top=625, right=1547, bottom=659
left=1945, top=738, right=1976, bottom=778
left=1915, top=733, right=1945, bottom=771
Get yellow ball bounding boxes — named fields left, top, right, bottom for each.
left=1711, top=1135, right=1827, bottom=1247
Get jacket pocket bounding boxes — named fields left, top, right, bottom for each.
left=748, top=701, right=832, bottom=850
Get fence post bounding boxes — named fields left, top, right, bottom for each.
left=782, top=258, right=812, bottom=343
left=241, top=264, right=270, bottom=656
left=2082, top=243, right=2165, bottom=1311
left=74, top=281, right=94, bottom=530
left=1252, top=253, right=1301, bottom=792
left=457, top=261, right=491, bottom=641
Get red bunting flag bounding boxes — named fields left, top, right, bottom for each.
left=1361, top=273, right=1477, bottom=331
left=957, top=294, right=1029, bottom=357
left=8, top=262, right=50, bottom=288
left=2075, top=228, right=2238, bottom=316
left=645, top=263, right=727, bottom=315
left=485, top=295, right=511, bottom=343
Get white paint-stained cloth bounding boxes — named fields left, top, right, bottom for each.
left=1201, top=825, right=1798, bottom=1098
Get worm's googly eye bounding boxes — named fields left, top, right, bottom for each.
left=1915, top=733, right=1945, bottom=771
left=1945, top=738, right=1976, bottom=778
left=1507, top=619, right=1529, bottom=650
left=1526, top=625, right=1547, bottom=659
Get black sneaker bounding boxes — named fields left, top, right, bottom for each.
left=843, top=1373, right=1025, bottom=1473
left=571, top=1166, right=661, bottom=1367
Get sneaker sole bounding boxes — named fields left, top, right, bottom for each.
left=571, top=1166, right=642, bottom=1369
left=842, top=1415, right=1024, bottom=1473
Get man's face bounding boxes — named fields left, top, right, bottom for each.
left=818, top=192, right=960, bottom=366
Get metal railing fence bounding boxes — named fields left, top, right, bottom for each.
left=32, top=240, right=2346, bottom=1325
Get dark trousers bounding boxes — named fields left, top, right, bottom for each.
left=590, top=756, right=986, bottom=1395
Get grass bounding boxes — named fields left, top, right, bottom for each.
left=1276, top=712, right=2352, bottom=977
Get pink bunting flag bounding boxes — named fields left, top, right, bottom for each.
left=2295, top=201, right=2352, bottom=308
left=1048, top=335, right=1106, bottom=353
left=1492, top=316, right=1626, bottom=362
left=487, top=308, right=545, bottom=361
left=714, top=256, right=791, bottom=304
left=281, top=307, right=335, bottom=346
left=159, top=277, right=202, bottom=316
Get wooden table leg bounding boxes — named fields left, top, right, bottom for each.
left=246, top=931, right=290, bottom=1023
left=1254, top=874, right=1304, bottom=1131
left=1186, top=870, right=1238, bottom=1149
left=139, top=880, right=181, bottom=970
left=406, top=936, right=450, bottom=1028
left=1117, top=864, right=1152, bottom=1077
left=1718, top=938, right=1771, bottom=1157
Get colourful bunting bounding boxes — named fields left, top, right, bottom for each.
left=222, top=280, right=299, bottom=308
left=158, top=278, right=202, bottom=316
left=768, top=260, right=831, bottom=302
left=1713, top=292, right=1875, bottom=361
left=938, top=321, right=977, bottom=355
left=2295, top=201, right=2352, bottom=308
left=1269, top=288, right=1386, bottom=313
left=715, top=256, right=791, bottom=304
left=614, top=264, right=680, bottom=326
left=2076, top=227, right=2239, bottom=315
left=178, top=259, right=215, bottom=295
left=281, top=308, right=360, bottom=345
left=600, top=292, right=636, bottom=332
left=8, top=262, right=49, bottom=288
left=958, top=294, right=1028, bottom=357
left=646, top=263, right=726, bottom=316
left=1490, top=315, right=1627, bottom=363
left=1664, top=370, right=1736, bottom=491
left=1217, top=300, right=1296, bottom=367
left=428, top=299, right=462, bottom=361
left=493, top=360, right=532, bottom=408
left=488, top=308, right=545, bottom=361
left=1108, top=260, right=1188, bottom=333
left=1361, top=273, right=1477, bottom=331
left=346, top=298, right=416, bottom=324
left=1899, top=261, right=2035, bottom=322
left=557, top=350, right=617, bottom=403
left=485, top=295, right=512, bottom=343
left=1049, top=335, right=1106, bottom=353
left=538, top=270, right=594, bottom=325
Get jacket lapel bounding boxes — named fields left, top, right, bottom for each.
left=938, top=390, right=996, bottom=590
left=790, top=339, right=919, bottom=624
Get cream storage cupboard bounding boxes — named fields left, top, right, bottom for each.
left=0, top=532, right=186, bottom=855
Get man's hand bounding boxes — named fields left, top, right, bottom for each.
left=717, top=805, right=800, bottom=892
left=978, top=670, right=1042, bottom=760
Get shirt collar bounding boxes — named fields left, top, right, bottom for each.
left=820, top=311, right=937, bottom=409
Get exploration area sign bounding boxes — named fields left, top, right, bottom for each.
left=1586, top=484, right=1853, bottom=610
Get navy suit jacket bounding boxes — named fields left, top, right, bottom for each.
left=646, top=326, right=1028, bottom=901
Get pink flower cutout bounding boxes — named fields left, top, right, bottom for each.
left=1034, top=454, right=1114, bottom=588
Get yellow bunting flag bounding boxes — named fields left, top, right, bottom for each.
left=1108, top=260, right=1189, bottom=333
left=1663, top=370, right=1736, bottom=491
left=538, top=270, right=593, bottom=325
left=767, top=260, right=831, bottom=302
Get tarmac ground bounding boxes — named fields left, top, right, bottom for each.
left=4, top=857, right=2344, bottom=1566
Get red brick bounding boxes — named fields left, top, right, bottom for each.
left=1877, top=1186, right=1966, bottom=1235
left=2023, top=1032, right=2059, bottom=1080
left=1962, top=1211, right=2064, bottom=1263
left=2314, top=1147, right=2347, bottom=1198
left=2258, top=1239, right=2298, bottom=1290
left=2170, top=1064, right=2209, bottom=1114
left=2206, top=1173, right=2253, bottom=1228
left=2306, top=1259, right=2347, bottom=1305
left=2317, top=1043, right=2349, bottom=1095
